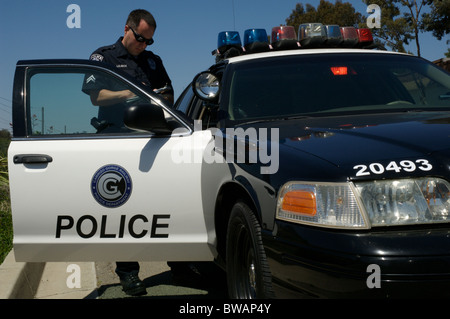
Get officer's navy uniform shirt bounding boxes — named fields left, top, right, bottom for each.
left=82, top=37, right=173, bottom=131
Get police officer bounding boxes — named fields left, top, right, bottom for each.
left=83, top=9, right=174, bottom=134
left=85, top=9, right=173, bottom=295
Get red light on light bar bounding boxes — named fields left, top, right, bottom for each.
left=331, top=67, right=348, bottom=75
left=271, top=26, right=296, bottom=42
left=271, top=26, right=299, bottom=50
left=357, top=28, right=373, bottom=43
left=340, top=27, right=359, bottom=47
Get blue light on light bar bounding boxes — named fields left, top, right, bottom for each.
left=325, top=25, right=343, bottom=46
left=243, top=29, right=270, bottom=53
left=217, top=31, right=242, bottom=49
left=243, top=29, right=268, bottom=46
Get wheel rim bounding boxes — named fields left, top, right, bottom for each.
left=235, top=224, right=257, bottom=298
left=247, top=251, right=257, bottom=295
left=227, top=202, right=274, bottom=299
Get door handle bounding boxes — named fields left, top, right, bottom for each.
left=13, top=154, right=53, bottom=164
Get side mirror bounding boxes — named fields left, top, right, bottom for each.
left=124, top=103, right=173, bottom=135
left=193, top=72, right=220, bottom=101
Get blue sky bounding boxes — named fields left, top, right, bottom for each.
left=0, top=0, right=448, bottom=132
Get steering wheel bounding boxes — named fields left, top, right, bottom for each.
left=386, top=100, right=414, bottom=106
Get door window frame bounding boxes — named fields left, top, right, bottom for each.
left=13, top=59, right=193, bottom=139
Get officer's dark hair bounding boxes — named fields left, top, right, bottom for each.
left=126, top=9, right=157, bottom=30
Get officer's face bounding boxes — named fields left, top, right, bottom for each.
left=123, top=19, right=155, bottom=56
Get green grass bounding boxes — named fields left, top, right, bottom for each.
left=0, top=137, right=12, bottom=265
left=0, top=184, right=12, bottom=264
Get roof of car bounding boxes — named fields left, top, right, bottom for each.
left=225, top=48, right=409, bottom=64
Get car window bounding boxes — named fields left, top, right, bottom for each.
left=174, top=84, right=206, bottom=121
left=226, top=54, right=450, bottom=121
left=174, top=84, right=195, bottom=114
left=27, top=67, right=154, bottom=136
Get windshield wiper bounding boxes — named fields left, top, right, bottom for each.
left=235, top=118, right=283, bottom=126
left=283, top=115, right=312, bottom=120
left=236, top=115, right=311, bottom=126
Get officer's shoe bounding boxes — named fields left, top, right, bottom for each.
left=120, top=273, right=146, bottom=296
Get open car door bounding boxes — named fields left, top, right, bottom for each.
left=8, top=59, right=216, bottom=262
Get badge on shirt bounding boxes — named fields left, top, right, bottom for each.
left=147, top=58, right=156, bottom=70
left=90, top=53, right=104, bottom=62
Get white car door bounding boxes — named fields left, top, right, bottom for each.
left=8, top=60, right=216, bottom=262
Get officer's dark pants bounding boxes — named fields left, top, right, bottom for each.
left=115, top=261, right=140, bottom=278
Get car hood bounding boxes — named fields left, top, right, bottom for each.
left=238, top=111, right=450, bottom=180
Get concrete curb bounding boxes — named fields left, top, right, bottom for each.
left=0, top=249, right=45, bottom=299
left=0, top=249, right=98, bottom=299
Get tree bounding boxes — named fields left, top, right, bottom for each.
left=421, top=0, right=450, bottom=40
left=399, top=0, right=431, bottom=57
left=363, top=0, right=415, bottom=53
left=286, top=0, right=364, bottom=33
left=364, top=0, right=449, bottom=57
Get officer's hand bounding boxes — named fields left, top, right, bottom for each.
left=122, top=90, right=136, bottom=100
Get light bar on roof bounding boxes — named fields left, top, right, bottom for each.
left=212, top=24, right=375, bottom=61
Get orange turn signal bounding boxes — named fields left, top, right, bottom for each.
left=281, top=190, right=317, bottom=216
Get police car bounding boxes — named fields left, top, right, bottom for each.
left=8, top=23, right=450, bottom=299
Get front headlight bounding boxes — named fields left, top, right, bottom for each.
left=276, top=182, right=370, bottom=229
left=276, top=178, right=450, bottom=229
left=356, top=178, right=450, bottom=227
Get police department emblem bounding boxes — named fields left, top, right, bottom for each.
left=90, top=53, right=104, bottom=62
left=91, top=165, right=132, bottom=208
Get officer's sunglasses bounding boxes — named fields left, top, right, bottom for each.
left=129, top=27, right=154, bottom=45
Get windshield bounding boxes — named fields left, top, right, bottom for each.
left=226, top=53, right=450, bottom=121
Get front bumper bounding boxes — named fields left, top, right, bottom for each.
left=264, top=221, right=450, bottom=298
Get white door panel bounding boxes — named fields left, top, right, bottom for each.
left=9, top=133, right=216, bottom=262
left=10, top=61, right=220, bottom=262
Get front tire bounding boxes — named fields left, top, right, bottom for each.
left=226, top=201, right=274, bottom=299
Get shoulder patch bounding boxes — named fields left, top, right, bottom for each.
left=90, top=53, right=104, bottom=62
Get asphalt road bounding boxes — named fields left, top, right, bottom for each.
left=94, top=261, right=228, bottom=299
